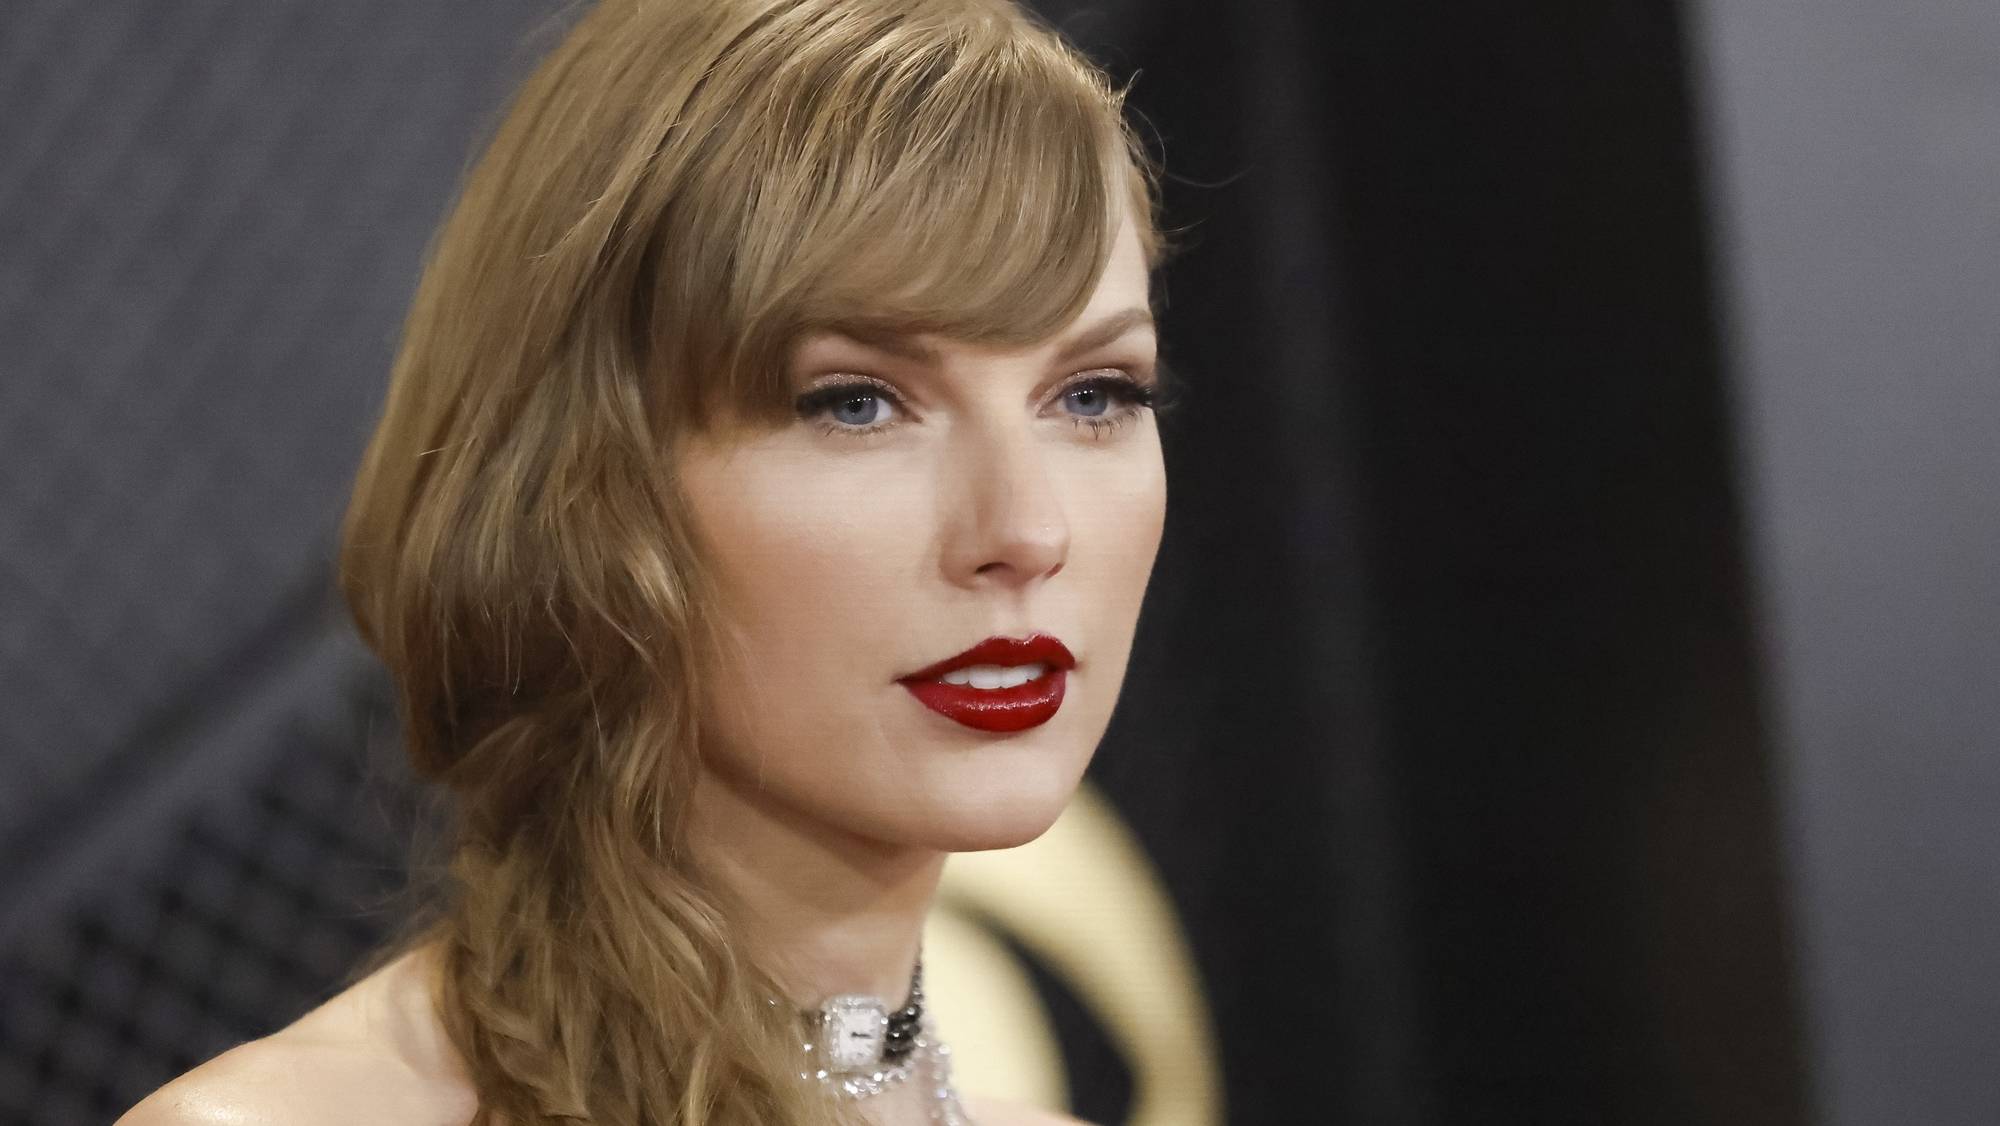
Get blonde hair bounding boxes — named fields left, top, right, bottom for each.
left=336, top=0, right=1165, bottom=1122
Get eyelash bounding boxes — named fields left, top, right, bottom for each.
left=793, top=370, right=1159, bottom=442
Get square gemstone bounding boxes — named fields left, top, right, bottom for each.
left=820, top=996, right=889, bottom=1071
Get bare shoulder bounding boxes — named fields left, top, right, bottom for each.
left=960, top=1095, right=1095, bottom=1126
left=115, top=1034, right=364, bottom=1125
left=116, top=947, right=475, bottom=1126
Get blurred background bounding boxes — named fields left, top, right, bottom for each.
left=2, top=1, right=1995, bottom=1123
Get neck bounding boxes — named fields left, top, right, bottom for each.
left=686, top=764, right=945, bottom=1008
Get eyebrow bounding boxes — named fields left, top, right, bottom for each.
left=824, top=306, right=1157, bottom=367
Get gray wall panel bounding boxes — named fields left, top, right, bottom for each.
left=1686, top=2, right=2000, bottom=1121
left=0, top=0, right=556, bottom=849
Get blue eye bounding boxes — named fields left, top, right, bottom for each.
left=1068, top=385, right=1112, bottom=416
left=824, top=389, right=893, bottom=428
left=1062, top=373, right=1158, bottom=439
left=794, top=380, right=902, bottom=437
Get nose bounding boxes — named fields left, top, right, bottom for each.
left=945, top=418, right=1070, bottom=588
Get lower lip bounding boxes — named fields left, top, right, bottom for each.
left=899, top=668, right=1068, bottom=732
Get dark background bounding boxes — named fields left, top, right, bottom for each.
left=2, top=1, right=1994, bottom=1124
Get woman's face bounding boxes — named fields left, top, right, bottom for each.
left=676, top=210, right=1166, bottom=852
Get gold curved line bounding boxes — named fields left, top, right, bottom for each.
left=931, top=782, right=1225, bottom=1125
left=922, top=905, right=1069, bottom=1106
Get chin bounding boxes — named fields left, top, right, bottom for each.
left=930, top=814, right=1059, bottom=853
left=910, top=769, right=1084, bottom=853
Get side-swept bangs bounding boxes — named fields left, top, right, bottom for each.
left=633, top=0, right=1162, bottom=430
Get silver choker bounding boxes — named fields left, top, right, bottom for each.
left=791, top=959, right=972, bottom=1123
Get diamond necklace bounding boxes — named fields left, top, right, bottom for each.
left=911, top=1012, right=973, bottom=1126
left=790, top=958, right=972, bottom=1123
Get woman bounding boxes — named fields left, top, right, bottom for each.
left=121, top=0, right=1174, bottom=1122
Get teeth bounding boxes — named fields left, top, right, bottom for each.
left=939, top=663, right=1049, bottom=689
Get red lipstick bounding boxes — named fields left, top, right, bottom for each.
left=898, top=633, right=1076, bottom=733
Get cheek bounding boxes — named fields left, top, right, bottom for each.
left=1086, top=443, right=1168, bottom=593
left=1132, top=453, right=1168, bottom=554
left=699, top=455, right=925, bottom=710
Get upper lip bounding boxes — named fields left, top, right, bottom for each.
left=899, top=632, right=1076, bottom=682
